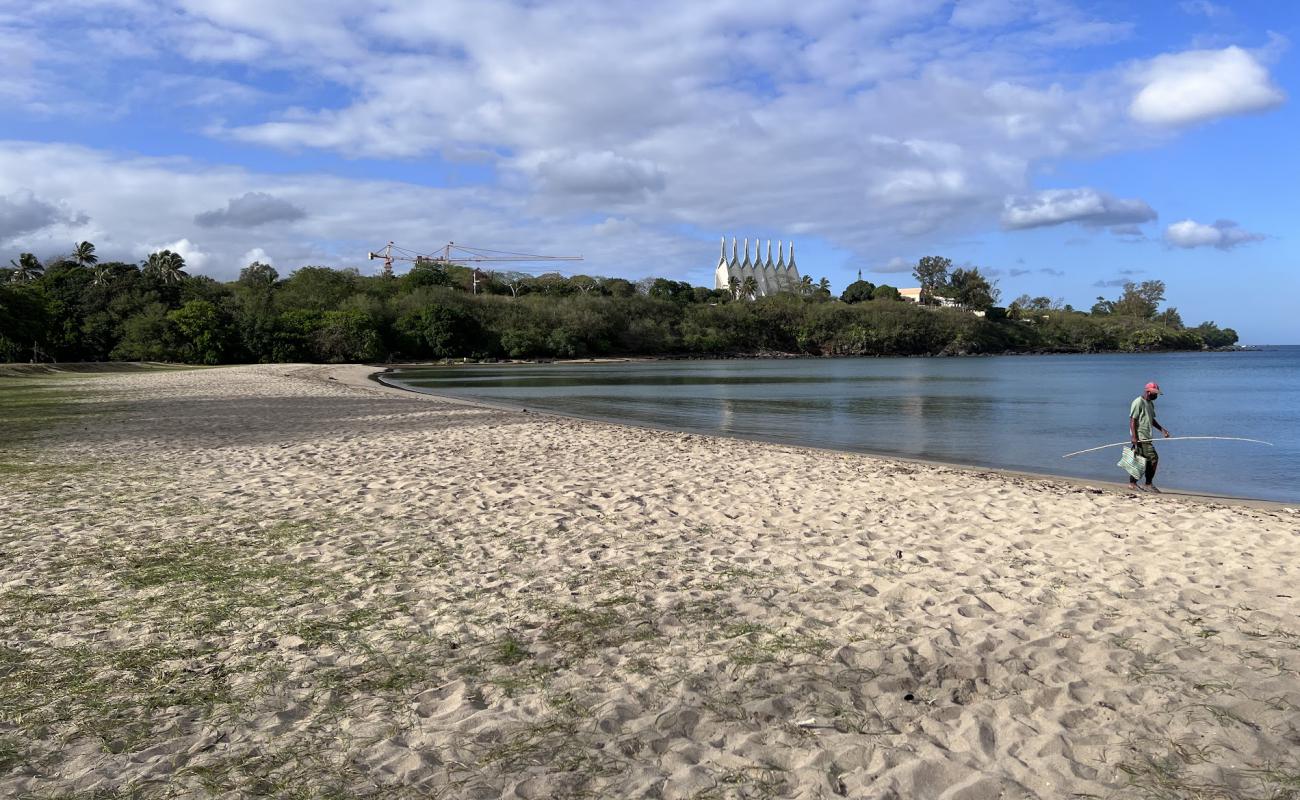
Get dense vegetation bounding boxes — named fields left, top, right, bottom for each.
left=1, top=244, right=1238, bottom=364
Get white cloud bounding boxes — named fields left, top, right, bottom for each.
left=1130, top=46, right=1285, bottom=126
left=527, top=151, right=666, bottom=200
left=1164, top=219, right=1265, bottom=250
left=0, top=190, right=87, bottom=243
left=0, top=3, right=1287, bottom=283
left=145, top=238, right=209, bottom=272
left=195, top=192, right=306, bottom=228
left=240, top=247, right=272, bottom=266
left=1001, top=188, right=1156, bottom=230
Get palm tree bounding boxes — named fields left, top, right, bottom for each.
left=741, top=275, right=758, bottom=300
left=728, top=276, right=740, bottom=300
left=90, top=264, right=112, bottom=287
left=8, top=253, right=43, bottom=282
left=72, top=241, right=98, bottom=267
left=798, top=275, right=813, bottom=297
left=143, top=250, right=187, bottom=285
left=818, top=277, right=831, bottom=294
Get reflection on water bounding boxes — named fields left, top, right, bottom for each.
left=388, top=351, right=1300, bottom=503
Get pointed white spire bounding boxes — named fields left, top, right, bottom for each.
left=741, top=238, right=751, bottom=267
left=731, top=237, right=738, bottom=266
left=719, top=236, right=726, bottom=261
left=776, top=240, right=785, bottom=268
left=765, top=239, right=772, bottom=268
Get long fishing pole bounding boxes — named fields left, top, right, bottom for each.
left=1062, top=436, right=1274, bottom=459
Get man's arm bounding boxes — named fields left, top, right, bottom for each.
left=1130, top=414, right=1140, bottom=445
left=1152, top=415, right=1171, bottom=438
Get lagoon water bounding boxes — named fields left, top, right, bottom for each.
left=387, top=348, right=1300, bottom=503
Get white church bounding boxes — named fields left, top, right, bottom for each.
left=713, top=237, right=800, bottom=297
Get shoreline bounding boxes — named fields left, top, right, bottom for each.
left=4, top=363, right=1297, bottom=798
left=361, top=364, right=1291, bottom=511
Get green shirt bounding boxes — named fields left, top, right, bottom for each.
left=1130, top=396, right=1155, bottom=440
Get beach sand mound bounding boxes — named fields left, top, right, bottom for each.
left=1, top=363, right=1297, bottom=798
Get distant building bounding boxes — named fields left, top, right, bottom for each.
left=714, top=237, right=800, bottom=297
left=899, top=287, right=960, bottom=308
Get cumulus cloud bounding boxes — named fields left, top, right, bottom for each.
left=0, top=190, right=85, bottom=243
left=1130, top=46, right=1285, bottom=126
left=144, top=238, right=210, bottom=272
left=0, top=3, right=1288, bottom=282
left=195, top=192, right=306, bottom=228
left=1001, top=188, right=1156, bottom=230
left=1164, top=219, right=1265, bottom=250
left=240, top=247, right=273, bottom=267
left=529, top=151, right=666, bottom=199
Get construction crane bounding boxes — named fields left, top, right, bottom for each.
left=367, top=241, right=583, bottom=293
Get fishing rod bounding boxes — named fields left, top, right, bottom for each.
left=1062, top=436, right=1274, bottom=459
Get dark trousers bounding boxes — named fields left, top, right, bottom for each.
left=1135, top=441, right=1159, bottom=483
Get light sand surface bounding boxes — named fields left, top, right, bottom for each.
left=2, top=363, right=1298, bottom=799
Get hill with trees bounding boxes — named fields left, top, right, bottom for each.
left=0, top=243, right=1238, bottom=364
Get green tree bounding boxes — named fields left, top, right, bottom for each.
left=0, top=282, right=52, bottom=360
left=143, top=250, right=187, bottom=285
left=404, top=260, right=453, bottom=290
left=649, top=278, right=694, bottom=303
left=913, top=255, right=951, bottom=305
left=112, top=303, right=178, bottom=360
left=398, top=303, right=482, bottom=358
left=1154, top=306, right=1184, bottom=329
left=8, top=253, right=43, bottom=283
left=168, top=300, right=231, bottom=364
left=278, top=266, right=357, bottom=311
left=601, top=278, right=636, bottom=298
left=72, top=241, right=98, bottom=267
left=840, top=279, right=877, bottom=304
left=947, top=267, right=998, bottom=311
left=239, top=262, right=279, bottom=288
left=742, top=275, right=759, bottom=300
left=315, top=309, right=382, bottom=362
left=871, top=285, right=901, bottom=301
left=1111, top=280, right=1165, bottom=319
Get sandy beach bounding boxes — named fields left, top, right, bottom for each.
left=2, top=363, right=1298, bottom=799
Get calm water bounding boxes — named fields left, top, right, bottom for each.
left=387, top=348, right=1300, bottom=503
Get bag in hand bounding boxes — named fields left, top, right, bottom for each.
left=1118, top=446, right=1146, bottom=480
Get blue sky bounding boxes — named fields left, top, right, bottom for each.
left=1, top=0, right=1296, bottom=341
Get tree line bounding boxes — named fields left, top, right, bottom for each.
left=0, top=243, right=1238, bottom=364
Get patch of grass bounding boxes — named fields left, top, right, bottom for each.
left=1115, top=740, right=1300, bottom=800
left=729, top=630, right=832, bottom=667
left=0, top=733, right=26, bottom=774
left=493, top=635, right=532, bottom=666
left=0, top=460, right=97, bottom=478
left=692, top=765, right=790, bottom=800
left=539, top=602, right=658, bottom=658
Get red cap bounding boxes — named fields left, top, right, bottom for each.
left=1144, top=381, right=1161, bottom=395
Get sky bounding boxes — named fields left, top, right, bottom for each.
left=0, top=0, right=1296, bottom=342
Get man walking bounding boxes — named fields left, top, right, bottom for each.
left=1129, top=381, right=1171, bottom=492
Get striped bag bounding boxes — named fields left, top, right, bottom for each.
left=1117, top=446, right=1146, bottom=480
